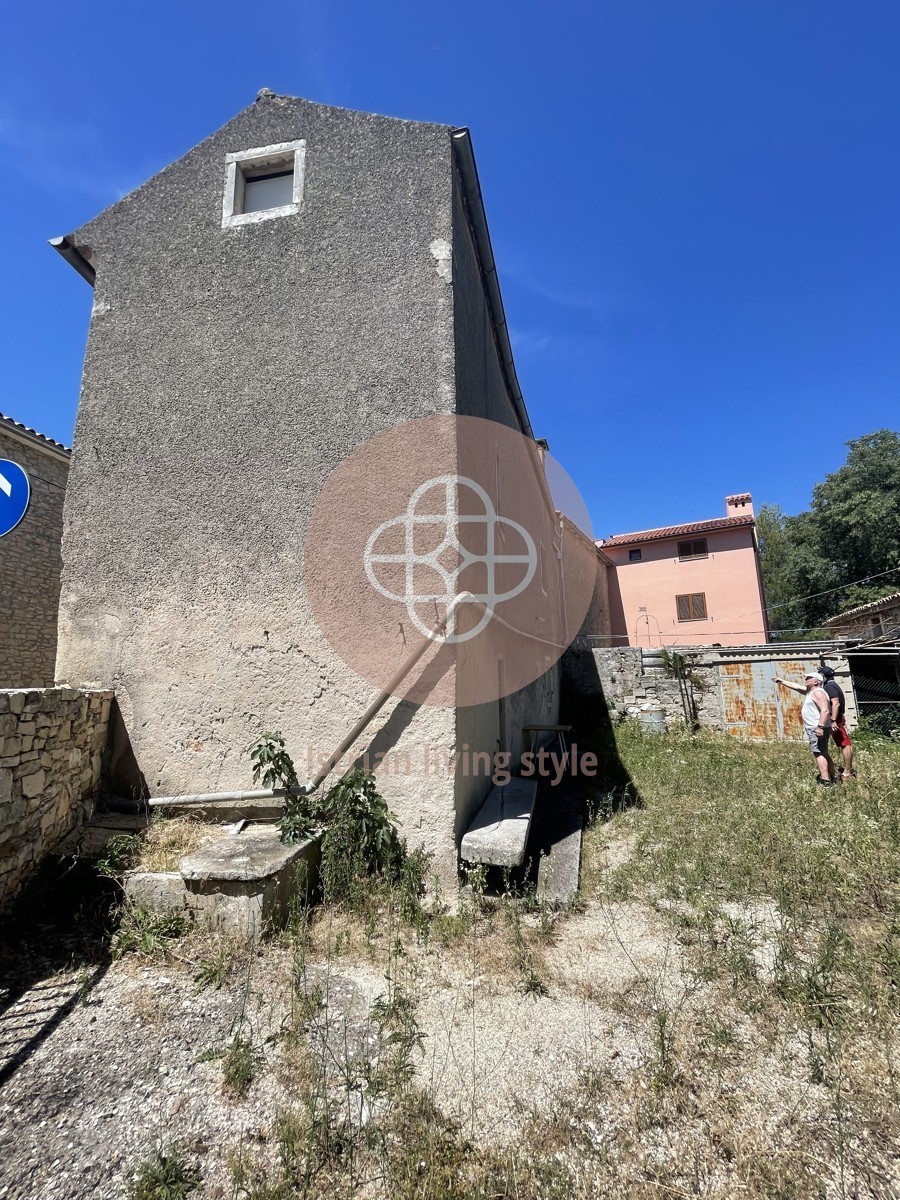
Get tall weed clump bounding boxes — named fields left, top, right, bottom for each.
left=248, top=734, right=429, bottom=921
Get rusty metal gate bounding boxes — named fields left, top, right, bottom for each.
left=719, top=657, right=820, bottom=740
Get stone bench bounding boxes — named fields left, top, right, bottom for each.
left=459, top=777, right=538, bottom=869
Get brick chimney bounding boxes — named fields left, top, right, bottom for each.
left=726, top=493, right=754, bottom=517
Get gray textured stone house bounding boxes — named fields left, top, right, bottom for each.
left=52, top=91, right=598, bottom=885
left=0, top=414, right=70, bottom=688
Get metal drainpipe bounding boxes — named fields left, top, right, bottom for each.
left=148, top=591, right=476, bottom=808
left=557, top=515, right=568, bottom=638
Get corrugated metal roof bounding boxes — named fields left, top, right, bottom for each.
left=825, top=591, right=900, bottom=624
left=0, top=412, right=71, bottom=455
left=597, top=513, right=754, bottom=548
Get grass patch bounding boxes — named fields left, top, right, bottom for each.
left=590, top=722, right=900, bottom=919
left=113, top=905, right=190, bottom=958
left=222, top=1034, right=257, bottom=1097
left=128, top=1149, right=200, bottom=1199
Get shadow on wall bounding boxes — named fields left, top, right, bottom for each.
left=347, top=643, right=456, bottom=778
left=558, top=644, right=642, bottom=809
left=102, top=698, right=149, bottom=808
left=478, top=649, right=642, bottom=896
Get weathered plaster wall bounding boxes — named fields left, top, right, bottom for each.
left=56, top=95, right=463, bottom=884
left=0, top=687, right=112, bottom=909
left=449, top=167, right=559, bottom=833
left=562, top=518, right=609, bottom=637
left=0, top=428, right=69, bottom=687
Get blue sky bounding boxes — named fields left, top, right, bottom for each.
left=2, top=0, right=898, bottom=537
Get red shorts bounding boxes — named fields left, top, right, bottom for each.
left=831, top=718, right=852, bottom=750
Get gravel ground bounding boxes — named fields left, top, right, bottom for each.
left=2, top=859, right=896, bottom=1199
left=0, top=895, right=684, bottom=1198
left=0, top=940, right=385, bottom=1200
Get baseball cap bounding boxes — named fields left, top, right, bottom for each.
left=819, top=666, right=835, bottom=679
left=805, top=671, right=824, bottom=682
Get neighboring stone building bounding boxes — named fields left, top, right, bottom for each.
left=599, top=493, right=769, bottom=648
left=824, top=592, right=900, bottom=642
left=51, top=91, right=604, bottom=885
left=0, top=414, right=70, bottom=687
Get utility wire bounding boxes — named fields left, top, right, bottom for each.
left=728, top=564, right=900, bottom=622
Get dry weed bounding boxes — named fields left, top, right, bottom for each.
left=135, top=817, right=223, bottom=873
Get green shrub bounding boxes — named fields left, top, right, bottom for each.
left=246, top=734, right=429, bottom=915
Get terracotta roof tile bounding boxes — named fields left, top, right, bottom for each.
left=597, top=514, right=754, bottom=548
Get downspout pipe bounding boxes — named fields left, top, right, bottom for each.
left=149, top=592, right=476, bottom=809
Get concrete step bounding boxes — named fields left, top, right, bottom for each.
left=125, top=826, right=320, bottom=940
left=56, top=810, right=149, bottom=857
left=460, top=777, right=538, bottom=869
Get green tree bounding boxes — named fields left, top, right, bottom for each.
left=757, top=430, right=900, bottom=637
left=757, top=505, right=832, bottom=638
left=807, top=429, right=900, bottom=616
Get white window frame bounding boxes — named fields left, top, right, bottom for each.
left=222, top=140, right=306, bottom=229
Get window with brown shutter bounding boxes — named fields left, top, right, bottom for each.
left=676, top=593, right=707, bottom=621
left=677, top=538, right=708, bottom=559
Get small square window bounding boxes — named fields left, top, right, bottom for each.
left=676, top=592, right=708, bottom=621
left=628, top=548, right=642, bottom=562
left=222, top=140, right=306, bottom=228
left=678, top=538, right=708, bottom=559
left=244, top=170, right=294, bottom=213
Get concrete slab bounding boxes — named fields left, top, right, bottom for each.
left=123, top=871, right=187, bottom=911
left=179, top=826, right=306, bottom=882
left=525, top=787, right=583, bottom=907
left=55, top=811, right=149, bottom=857
left=460, top=777, right=537, bottom=868
left=122, top=826, right=321, bottom=940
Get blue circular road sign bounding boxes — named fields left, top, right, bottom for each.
left=0, top=460, right=30, bottom=537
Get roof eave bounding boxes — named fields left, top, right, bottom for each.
left=0, top=414, right=71, bottom=463
left=49, top=236, right=96, bottom=287
left=450, top=127, right=533, bottom=440
left=600, top=515, right=755, bottom=549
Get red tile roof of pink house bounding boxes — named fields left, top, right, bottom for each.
left=597, top=513, right=755, bottom=548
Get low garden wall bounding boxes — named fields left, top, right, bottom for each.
left=562, top=641, right=855, bottom=739
left=0, top=687, right=113, bottom=909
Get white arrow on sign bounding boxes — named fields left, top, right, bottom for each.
left=0, top=471, right=10, bottom=498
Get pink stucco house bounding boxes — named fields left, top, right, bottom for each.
left=598, top=494, right=769, bottom=647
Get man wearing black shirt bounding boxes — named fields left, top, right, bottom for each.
left=821, top=666, right=856, bottom=781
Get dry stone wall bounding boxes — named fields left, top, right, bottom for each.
left=0, top=686, right=112, bottom=909
left=563, top=643, right=726, bottom=729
